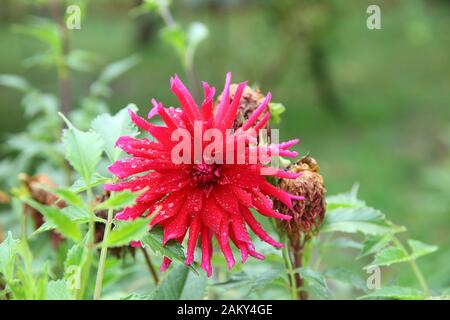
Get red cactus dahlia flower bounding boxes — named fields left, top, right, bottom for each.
left=105, top=73, right=302, bottom=276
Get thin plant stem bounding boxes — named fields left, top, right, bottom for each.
left=140, top=247, right=159, bottom=285
left=93, top=194, right=115, bottom=300
left=392, top=237, right=430, bottom=297
left=282, top=236, right=299, bottom=300
left=77, top=187, right=95, bottom=300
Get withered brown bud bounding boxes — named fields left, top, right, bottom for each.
left=217, top=84, right=270, bottom=132
left=19, top=173, right=65, bottom=247
left=94, top=191, right=135, bottom=259
left=275, top=156, right=326, bottom=241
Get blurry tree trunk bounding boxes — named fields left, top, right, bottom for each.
left=134, top=0, right=158, bottom=46
left=307, top=39, right=342, bottom=117
left=49, top=0, right=71, bottom=115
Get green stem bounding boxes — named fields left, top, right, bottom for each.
left=76, top=187, right=95, bottom=300
left=393, top=237, right=430, bottom=297
left=93, top=201, right=115, bottom=300
left=282, top=236, right=298, bottom=300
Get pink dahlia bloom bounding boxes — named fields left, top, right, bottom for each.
left=105, top=73, right=302, bottom=276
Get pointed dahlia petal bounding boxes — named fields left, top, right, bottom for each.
left=201, top=196, right=224, bottom=233
left=259, top=181, right=294, bottom=209
left=170, top=75, right=201, bottom=123
left=230, top=212, right=251, bottom=243
left=279, top=139, right=300, bottom=149
left=213, top=184, right=240, bottom=215
left=200, top=227, right=213, bottom=277
left=150, top=190, right=188, bottom=226
left=162, top=206, right=190, bottom=244
left=214, top=72, right=232, bottom=125
left=130, top=240, right=142, bottom=247
left=242, top=92, right=271, bottom=131
left=253, top=112, right=270, bottom=132
left=230, top=186, right=253, bottom=207
left=104, top=172, right=160, bottom=192
left=150, top=99, right=179, bottom=129
left=240, top=206, right=284, bottom=249
left=221, top=81, right=247, bottom=130
left=186, top=213, right=201, bottom=265
left=253, top=198, right=292, bottom=221
left=260, top=168, right=302, bottom=179
left=229, top=229, right=248, bottom=263
left=115, top=203, right=149, bottom=221
left=160, top=256, right=172, bottom=272
left=200, top=82, right=215, bottom=121
left=128, top=109, right=172, bottom=144
left=108, top=157, right=154, bottom=179
left=215, top=217, right=235, bottom=270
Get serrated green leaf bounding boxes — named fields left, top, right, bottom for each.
left=358, top=234, right=393, bottom=259
left=105, top=218, right=150, bottom=247
left=141, top=227, right=188, bottom=269
left=60, top=113, right=104, bottom=184
left=365, top=240, right=438, bottom=269
left=23, top=199, right=82, bottom=242
left=365, top=246, right=409, bottom=268
left=298, top=267, right=332, bottom=299
left=95, top=189, right=141, bottom=211
left=359, top=286, right=425, bottom=300
left=180, top=271, right=208, bottom=300
left=91, top=105, right=138, bottom=162
left=408, top=239, right=438, bottom=259
left=151, top=264, right=189, bottom=300
left=326, top=267, right=368, bottom=292
left=321, top=206, right=394, bottom=235
left=35, top=184, right=86, bottom=210
left=70, top=173, right=111, bottom=193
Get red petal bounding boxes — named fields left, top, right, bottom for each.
left=240, top=206, right=284, bottom=249
left=200, top=227, right=213, bottom=277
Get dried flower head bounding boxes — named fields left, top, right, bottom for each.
left=275, top=155, right=326, bottom=241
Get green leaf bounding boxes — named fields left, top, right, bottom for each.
left=105, top=218, right=150, bottom=248
left=141, top=227, right=188, bottom=269
left=160, top=25, right=186, bottom=62
left=35, top=184, right=86, bottom=210
left=365, top=240, right=438, bottom=269
left=0, top=232, right=18, bottom=280
left=60, top=113, right=104, bottom=184
left=90, top=55, right=140, bottom=98
left=358, top=234, right=393, bottom=259
left=326, top=185, right=365, bottom=210
left=326, top=267, right=368, bottom=292
left=268, top=102, right=286, bottom=124
left=180, top=271, right=208, bottom=300
left=47, top=280, right=73, bottom=300
left=407, top=239, right=438, bottom=260
left=359, top=286, right=425, bottom=300
left=365, top=246, right=409, bottom=268
left=91, top=105, right=138, bottom=162
left=151, top=264, right=189, bottom=300
left=0, top=74, right=31, bottom=92
left=70, top=173, right=111, bottom=193
left=95, top=189, right=142, bottom=211
left=23, top=199, right=82, bottom=242
left=185, top=22, right=209, bottom=66
left=321, top=206, right=395, bottom=236
left=298, top=267, right=332, bottom=299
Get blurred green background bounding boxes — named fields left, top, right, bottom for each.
left=0, top=0, right=449, bottom=292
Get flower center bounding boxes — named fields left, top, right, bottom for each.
left=191, top=163, right=221, bottom=188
